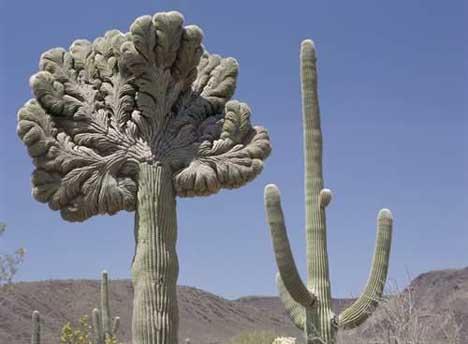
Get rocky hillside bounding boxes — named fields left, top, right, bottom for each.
left=0, top=267, right=466, bottom=344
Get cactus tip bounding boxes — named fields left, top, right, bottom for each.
left=301, top=39, right=317, bottom=57
left=32, top=310, right=40, bottom=319
left=302, top=39, right=316, bottom=49
left=265, top=183, right=280, bottom=196
left=378, top=208, right=393, bottom=220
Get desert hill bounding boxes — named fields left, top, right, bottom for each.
left=0, top=267, right=466, bottom=343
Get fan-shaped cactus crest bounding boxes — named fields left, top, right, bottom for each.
left=18, top=11, right=270, bottom=222
left=18, top=11, right=271, bottom=344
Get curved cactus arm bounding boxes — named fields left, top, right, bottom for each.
left=100, top=271, right=112, bottom=336
left=31, top=310, right=40, bottom=344
left=338, top=209, right=393, bottom=329
left=265, top=184, right=316, bottom=307
left=276, top=273, right=306, bottom=330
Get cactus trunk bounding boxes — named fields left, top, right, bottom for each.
left=301, top=40, right=336, bottom=344
left=31, top=311, right=40, bottom=344
left=132, top=162, right=179, bottom=344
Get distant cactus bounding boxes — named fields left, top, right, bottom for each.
left=91, top=271, right=120, bottom=344
left=31, top=310, right=40, bottom=344
left=30, top=271, right=121, bottom=344
left=18, top=10, right=270, bottom=344
left=264, top=40, right=393, bottom=344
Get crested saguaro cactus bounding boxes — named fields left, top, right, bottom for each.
left=264, top=40, right=393, bottom=344
left=18, top=11, right=271, bottom=344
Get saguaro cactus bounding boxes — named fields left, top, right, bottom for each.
left=92, top=271, right=120, bottom=344
left=31, top=310, right=40, bottom=344
left=18, top=11, right=271, bottom=344
left=264, top=40, right=393, bottom=344
left=30, top=271, right=120, bottom=344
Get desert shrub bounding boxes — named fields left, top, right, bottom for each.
left=337, top=283, right=462, bottom=344
left=59, top=315, right=120, bottom=344
left=272, top=337, right=296, bottom=344
left=227, top=330, right=278, bottom=344
left=60, top=316, right=91, bottom=344
left=0, top=223, right=25, bottom=286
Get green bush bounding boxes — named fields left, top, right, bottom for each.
left=227, top=331, right=278, bottom=344
left=59, top=315, right=120, bottom=344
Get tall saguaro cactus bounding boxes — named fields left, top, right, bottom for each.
left=92, top=271, right=120, bottom=344
left=264, top=40, right=393, bottom=344
left=18, top=11, right=271, bottom=344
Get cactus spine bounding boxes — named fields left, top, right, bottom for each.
left=264, top=40, right=393, bottom=344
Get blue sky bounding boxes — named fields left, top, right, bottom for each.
left=0, top=0, right=466, bottom=299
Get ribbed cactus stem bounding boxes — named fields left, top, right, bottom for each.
left=131, top=162, right=179, bottom=344
left=93, top=308, right=104, bottom=344
left=338, top=209, right=393, bottom=328
left=276, top=273, right=306, bottom=330
left=301, top=40, right=335, bottom=343
left=265, top=184, right=316, bottom=307
left=265, top=39, right=393, bottom=344
left=31, top=310, right=40, bottom=344
left=101, top=270, right=112, bottom=336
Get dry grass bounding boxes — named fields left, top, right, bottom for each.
left=338, top=282, right=462, bottom=344
left=226, top=330, right=278, bottom=344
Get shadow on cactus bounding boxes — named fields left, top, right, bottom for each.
left=18, top=11, right=271, bottom=344
left=264, top=40, right=393, bottom=344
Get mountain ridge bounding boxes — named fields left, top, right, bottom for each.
left=0, top=267, right=466, bottom=343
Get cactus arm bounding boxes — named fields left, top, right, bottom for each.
left=276, top=273, right=306, bottom=330
left=31, top=310, right=40, bottom=344
left=112, top=317, right=120, bottom=335
left=265, top=184, right=316, bottom=307
left=338, top=209, right=393, bottom=329
left=100, top=271, right=112, bottom=336
left=93, top=308, right=104, bottom=344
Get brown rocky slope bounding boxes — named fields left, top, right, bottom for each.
left=0, top=267, right=466, bottom=344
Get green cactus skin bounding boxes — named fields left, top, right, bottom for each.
left=131, top=162, right=179, bottom=343
left=264, top=40, right=393, bottom=344
left=31, top=310, right=40, bottom=344
left=92, top=308, right=104, bottom=344
left=93, top=271, right=121, bottom=344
